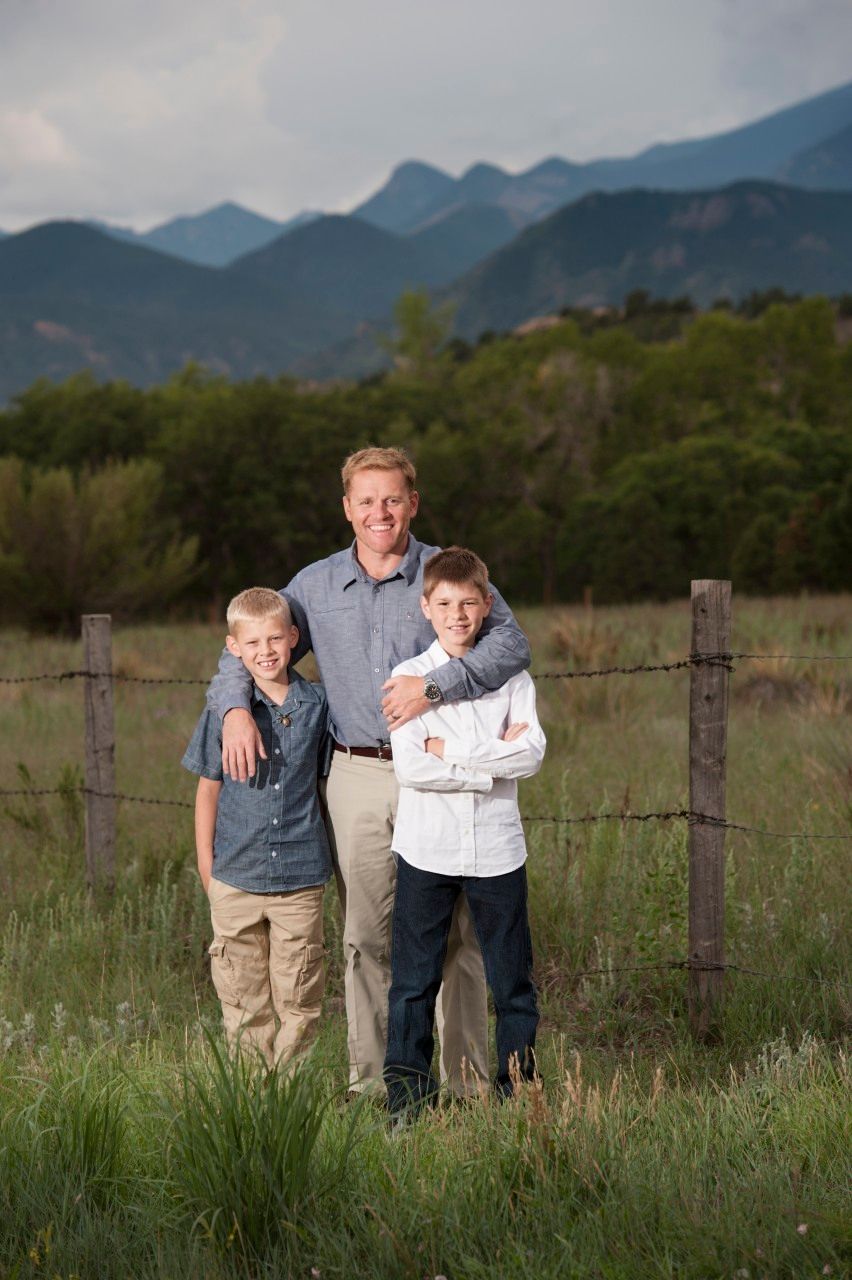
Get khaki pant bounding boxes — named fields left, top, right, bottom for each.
left=324, top=749, right=488, bottom=1093
left=207, top=877, right=325, bottom=1068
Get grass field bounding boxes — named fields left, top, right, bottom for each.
left=0, top=596, right=849, bottom=1278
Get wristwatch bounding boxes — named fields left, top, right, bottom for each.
left=423, top=676, right=443, bottom=704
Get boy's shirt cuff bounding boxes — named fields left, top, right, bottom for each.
left=180, top=752, right=223, bottom=781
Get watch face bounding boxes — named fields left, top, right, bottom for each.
left=425, top=679, right=441, bottom=702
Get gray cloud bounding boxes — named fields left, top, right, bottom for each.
left=1, top=0, right=849, bottom=230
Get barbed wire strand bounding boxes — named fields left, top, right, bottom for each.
left=0, top=786, right=194, bottom=809
left=0, top=670, right=209, bottom=686
left=2, top=787, right=848, bottom=839
left=522, top=809, right=852, bottom=840
left=1, top=649, right=850, bottom=686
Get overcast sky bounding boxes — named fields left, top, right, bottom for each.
left=2, top=0, right=851, bottom=231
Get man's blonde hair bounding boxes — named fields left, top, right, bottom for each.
left=226, top=587, right=292, bottom=633
left=422, top=546, right=490, bottom=600
left=341, top=446, right=416, bottom=494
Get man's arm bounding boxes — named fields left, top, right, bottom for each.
left=206, top=579, right=313, bottom=780
left=382, top=582, right=530, bottom=728
left=195, top=776, right=221, bottom=893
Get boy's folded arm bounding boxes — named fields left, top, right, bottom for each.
left=440, top=726, right=546, bottom=779
left=392, top=719, right=493, bottom=793
left=440, top=676, right=546, bottom=779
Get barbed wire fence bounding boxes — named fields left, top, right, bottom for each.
left=1, top=585, right=850, bottom=1035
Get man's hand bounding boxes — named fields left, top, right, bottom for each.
left=425, top=737, right=445, bottom=758
left=222, top=707, right=266, bottom=780
left=501, top=722, right=529, bottom=742
left=381, top=674, right=431, bottom=731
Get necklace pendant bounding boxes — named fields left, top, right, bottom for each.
left=277, top=713, right=291, bottom=727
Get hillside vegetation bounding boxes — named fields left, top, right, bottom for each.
left=0, top=294, right=850, bottom=631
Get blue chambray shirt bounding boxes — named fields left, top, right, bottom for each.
left=206, top=535, right=531, bottom=747
left=182, top=671, right=332, bottom=894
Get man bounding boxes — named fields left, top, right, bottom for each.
left=207, top=446, right=530, bottom=1095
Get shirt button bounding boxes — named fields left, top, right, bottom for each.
left=373, top=626, right=379, bottom=634
left=274, top=783, right=280, bottom=790
left=274, top=748, right=281, bottom=755
left=272, top=818, right=278, bottom=825
left=374, top=667, right=380, bottom=674
left=271, top=851, right=277, bottom=858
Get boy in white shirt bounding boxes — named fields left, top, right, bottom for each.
left=383, top=547, right=546, bottom=1114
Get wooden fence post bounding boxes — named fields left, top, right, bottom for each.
left=82, top=614, right=116, bottom=893
left=688, top=579, right=731, bottom=1040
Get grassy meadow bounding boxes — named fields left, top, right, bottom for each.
left=0, top=595, right=849, bottom=1279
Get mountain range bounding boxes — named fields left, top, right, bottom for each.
left=2, top=78, right=852, bottom=399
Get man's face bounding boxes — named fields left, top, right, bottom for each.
left=226, top=616, right=298, bottom=686
left=343, top=467, right=419, bottom=560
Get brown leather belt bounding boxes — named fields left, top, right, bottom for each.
left=333, top=741, right=393, bottom=762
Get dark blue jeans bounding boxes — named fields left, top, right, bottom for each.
left=384, top=856, right=539, bottom=1112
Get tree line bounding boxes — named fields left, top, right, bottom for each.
left=0, top=294, right=850, bottom=631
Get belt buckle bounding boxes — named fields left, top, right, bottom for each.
left=376, top=741, right=392, bottom=762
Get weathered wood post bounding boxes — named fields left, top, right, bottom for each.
left=688, top=579, right=731, bottom=1040
left=82, top=614, right=116, bottom=893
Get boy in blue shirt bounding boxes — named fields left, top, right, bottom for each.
left=182, top=587, right=332, bottom=1067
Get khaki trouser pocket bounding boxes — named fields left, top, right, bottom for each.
left=298, top=942, right=325, bottom=1006
left=208, top=938, right=241, bottom=1007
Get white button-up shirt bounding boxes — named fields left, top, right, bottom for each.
left=391, top=640, right=546, bottom=876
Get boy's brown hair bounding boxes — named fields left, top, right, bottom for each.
left=226, top=587, right=292, bottom=634
left=422, top=546, right=490, bottom=600
left=340, top=446, right=416, bottom=494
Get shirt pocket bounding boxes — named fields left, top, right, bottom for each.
left=312, top=603, right=359, bottom=668
left=397, top=603, right=428, bottom=653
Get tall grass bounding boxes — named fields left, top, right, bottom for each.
left=0, top=597, right=849, bottom=1275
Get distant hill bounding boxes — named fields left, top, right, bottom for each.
left=227, top=209, right=516, bottom=319
left=92, top=202, right=319, bottom=266
left=447, top=181, right=852, bottom=338
left=227, top=214, right=446, bottom=321
left=407, top=204, right=522, bottom=280
left=0, top=221, right=339, bottom=399
left=778, top=122, right=852, bottom=190
left=351, top=161, right=456, bottom=233
left=356, top=79, right=852, bottom=234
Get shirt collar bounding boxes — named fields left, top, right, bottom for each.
left=427, top=638, right=453, bottom=667
left=338, top=535, right=423, bottom=590
left=251, top=672, right=304, bottom=712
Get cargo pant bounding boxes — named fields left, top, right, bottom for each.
left=207, top=877, right=325, bottom=1068
left=324, top=748, right=489, bottom=1094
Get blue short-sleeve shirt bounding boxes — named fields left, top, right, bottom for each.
left=182, top=671, right=332, bottom=894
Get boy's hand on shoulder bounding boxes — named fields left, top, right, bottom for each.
left=222, top=708, right=267, bottom=781
left=501, top=722, right=529, bottom=742
left=424, top=737, right=445, bottom=758
left=382, top=675, right=430, bottom=730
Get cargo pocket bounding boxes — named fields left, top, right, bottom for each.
left=298, top=943, right=325, bottom=1007
left=208, top=938, right=241, bottom=1007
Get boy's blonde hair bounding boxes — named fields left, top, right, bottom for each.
left=226, top=587, right=292, bottom=633
left=341, top=446, right=416, bottom=494
left=422, top=547, right=490, bottom=600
